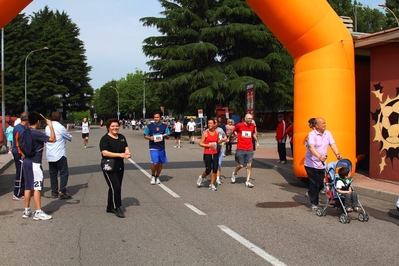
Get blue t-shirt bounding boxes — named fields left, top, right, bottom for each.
left=5, top=126, right=13, bottom=141
left=24, top=128, right=50, bottom=163
left=144, top=122, right=170, bottom=150
left=12, top=124, right=25, bottom=153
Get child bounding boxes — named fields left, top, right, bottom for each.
left=5, top=121, right=13, bottom=154
left=336, top=167, right=361, bottom=212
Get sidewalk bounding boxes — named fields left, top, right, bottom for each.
left=254, top=132, right=399, bottom=204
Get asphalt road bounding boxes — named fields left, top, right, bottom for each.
left=0, top=127, right=397, bottom=266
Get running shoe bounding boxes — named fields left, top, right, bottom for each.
left=197, top=175, right=203, bottom=187
left=231, top=172, right=236, bottom=183
left=33, top=210, right=52, bottom=221
left=150, top=176, right=156, bottom=185
left=209, top=184, right=217, bottom=191
left=13, top=195, right=24, bottom=201
left=245, top=181, right=254, bottom=188
left=310, top=204, right=319, bottom=211
left=156, top=178, right=161, bottom=184
left=216, top=178, right=222, bottom=185
left=22, top=209, right=32, bottom=219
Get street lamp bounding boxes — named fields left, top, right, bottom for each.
left=378, top=4, right=399, bottom=27
left=24, top=46, right=48, bottom=112
left=143, top=80, right=145, bottom=120
left=110, top=86, right=119, bottom=121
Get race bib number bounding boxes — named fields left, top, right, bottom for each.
left=154, top=134, right=163, bottom=142
left=209, top=142, right=217, bottom=150
left=241, top=131, right=252, bottom=138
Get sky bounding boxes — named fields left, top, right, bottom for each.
left=21, top=0, right=163, bottom=89
left=20, top=0, right=383, bottom=89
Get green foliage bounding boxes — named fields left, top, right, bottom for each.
left=2, top=6, right=93, bottom=118
left=140, top=0, right=294, bottom=117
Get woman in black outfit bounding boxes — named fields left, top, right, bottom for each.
left=99, top=118, right=131, bottom=218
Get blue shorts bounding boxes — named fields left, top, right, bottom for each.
left=150, top=149, right=168, bottom=164
left=23, top=159, right=44, bottom=191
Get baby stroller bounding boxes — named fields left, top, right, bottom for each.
left=316, top=159, right=370, bottom=224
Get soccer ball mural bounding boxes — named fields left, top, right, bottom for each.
left=371, top=83, right=399, bottom=173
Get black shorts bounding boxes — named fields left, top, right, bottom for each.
left=82, top=133, right=89, bottom=139
left=188, top=131, right=194, bottom=137
left=174, top=132, right=182, bottom=140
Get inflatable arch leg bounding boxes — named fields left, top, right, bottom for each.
left=246, top=0, right=356, bottom=177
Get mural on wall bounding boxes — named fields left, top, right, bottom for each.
left=371, top=82, right=399, bottom=173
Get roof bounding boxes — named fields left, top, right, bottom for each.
left=354, top=27, right=399, bottom=49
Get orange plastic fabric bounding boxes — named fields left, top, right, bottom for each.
left=246, top=0, right=356, bottom=177
left=0, top=0, right=32, bottom=29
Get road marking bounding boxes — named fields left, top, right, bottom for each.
left=128, top=158, right=180, bottom=198
left=218, top=225, right=287, bottom=266
left=184, top=203, right=206, bottom=215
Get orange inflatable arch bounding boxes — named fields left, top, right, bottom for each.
left=246, top=0, right=356, bottom=177
left=0, top=0, right=356, bottom=177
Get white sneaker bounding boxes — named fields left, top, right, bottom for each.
left=197, top=176, right=203, bottom=187
left=33, top=210, right=52, bottom=221
left=22, top=209, right=32, bottom=219
left=150, top=176, right=156, bottom=185
left=174, top=145, right=177, bottom=148
left=178, top=146, right=181, bottom=148
left=156, top=178, right=161, bottom=184
left=231, top=172, right=236, bottom=183
left=222, top=153, right=226, bottom=157
left=209, top=184, right=217, bottom=191
left=216, top=178, right=222, bottom=185
left=245, top=181, right=254, bottom=188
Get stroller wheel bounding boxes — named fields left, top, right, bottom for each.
left=339, top=213, right=346, bottom=223
left=316, top=208, right=323, bottom=217
left=364, top=212, right=370, bottom=222
left=358, top=212, right=365, bottom=222
left=346, top=215, right=351, bottom=223
left=337, top=207, right=343, bottom=215
left=322, top=209, right=327, bottom=216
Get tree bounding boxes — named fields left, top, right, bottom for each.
left=140, top=0, right=293, bottom=117
left=3, top=6, right=93, bottom=118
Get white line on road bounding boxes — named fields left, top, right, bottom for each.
left=184, top=203, right=207, bottom=215
left=218, top=225, right=287, bottom=266
left=127, top=158, right=180, bottom=198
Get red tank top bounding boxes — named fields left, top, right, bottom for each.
left=203, top=129, right=218, bottom=155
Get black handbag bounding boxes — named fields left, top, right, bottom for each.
left=101, top=158, right=115, bottom=172
left=101, top=135, right=120, bottom=172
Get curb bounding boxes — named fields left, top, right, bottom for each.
left=253, top=158, right=398, bottom=204
left=0, top=156, right=13, bottom=175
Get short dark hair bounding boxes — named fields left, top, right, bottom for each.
left=338, top=167, right=350, bottom=178
left=50, top=111, right=61, bottom=122
left=106, top=118, right=119, bottom=130
left=153, top=111, right=162, bottom=117
left=28, top=111, right=42, bottom=125
left=308, top=118, right=316, bottom=126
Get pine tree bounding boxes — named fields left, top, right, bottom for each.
left=141, top=0, right=293, bottom=117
